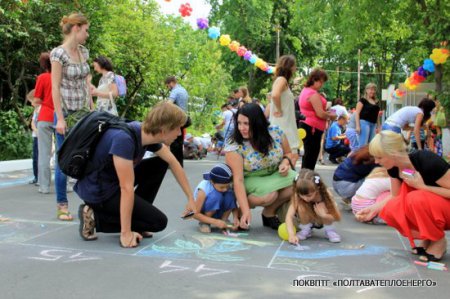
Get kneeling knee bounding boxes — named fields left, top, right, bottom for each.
left=152, top=214, right=168, bottom=232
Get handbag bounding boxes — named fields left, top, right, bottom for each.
left=65, top=107, right=91, bottom=130
left=107, top=90, right=119, bottom=116
left=435, top=108, right=447, bottom=127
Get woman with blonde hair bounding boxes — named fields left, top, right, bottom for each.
left=269, top=55, right=300, bottom=164
left=51, top=12, right=92, bottom=221
left=356, top=130, right=450, bottom=262
left=238, top=86, right=252, bottom=107
left=354, top=83, right=380, bottom=146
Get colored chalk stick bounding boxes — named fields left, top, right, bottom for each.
left=427, top=264, right=448, bottom=271
left=414, top=261, right=428, bottom=267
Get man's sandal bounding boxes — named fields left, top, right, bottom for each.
left=78, top=204, right=97, bottom=241
left=139, top=232, right=153, bottom=238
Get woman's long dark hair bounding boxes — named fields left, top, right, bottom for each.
left=418, top=98, right=436, bottom=124
left=230, top=103, right=273, bottom=155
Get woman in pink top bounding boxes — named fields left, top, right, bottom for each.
left=298, top=69, right=335, bottom=170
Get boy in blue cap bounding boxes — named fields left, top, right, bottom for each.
left=193, top=163, right=239, bottom=233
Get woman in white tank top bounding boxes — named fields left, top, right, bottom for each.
left=269, top=55, right=300, bottom=165
left=382, top=98, right=435, bottom=150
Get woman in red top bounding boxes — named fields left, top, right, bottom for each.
left=33, top=52, right=54, bottom=194
left=357, top=131, right=450, bottom=262
left=298, top=69, right=336, bottom=170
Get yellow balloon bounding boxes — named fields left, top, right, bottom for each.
left=278, top=222, right=295, bottom=241
left=298, top=128, right=306, bottom=140
left=219, top=34, right=231, bottom=46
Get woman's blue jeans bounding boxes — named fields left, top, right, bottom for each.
left=358, top=119, right=377, bottom=147
left=54, top=131, right=67, bottom=204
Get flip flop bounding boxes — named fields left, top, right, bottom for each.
left=411, top=246, right=427, bottom=256
left=419, top=250, right=446, bottom=262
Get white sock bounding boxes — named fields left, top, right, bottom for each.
left=324, top=224, right=335, bottom=231
left=299, top=223, right=313, bottom=230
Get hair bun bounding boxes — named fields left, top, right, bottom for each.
left=60, top=16, right=69, bottom=27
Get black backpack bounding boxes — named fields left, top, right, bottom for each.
left=58, top=111, right=139, bottom=179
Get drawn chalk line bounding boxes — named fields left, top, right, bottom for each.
left=0, top=217, right=76, bottom=226
left=11, top=241, right=409, bottom=281
left=267, top=240, right=284, bottom=269
left=16, top=242, right=133, bottom=257
left=134, top=230, right=176, bottom=256
left=396, top=230, right=423, bottom=280
left=19, top=224, right=70, bottom=243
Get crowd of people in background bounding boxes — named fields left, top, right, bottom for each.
left=23, top=13, right=449, bottom=262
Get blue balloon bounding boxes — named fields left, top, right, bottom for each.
left=249, top=54, right=258, bottom=64
left=208, top=27, right=220, bottom=39
left=423, top=58, right=435, bottom=73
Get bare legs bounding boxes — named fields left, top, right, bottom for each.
left=248, top=186, right=292, bottom=217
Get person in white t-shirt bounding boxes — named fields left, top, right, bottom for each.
left=381, top=98, right=435, bottom=150
left=330, top=98, right=348, bottom=118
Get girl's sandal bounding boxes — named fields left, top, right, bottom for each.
left=57, top=208, right=73, bottom=221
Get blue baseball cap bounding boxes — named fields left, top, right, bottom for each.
left=203, top=163, right=232, bottom=184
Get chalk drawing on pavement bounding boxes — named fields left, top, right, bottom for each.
left=137, top=233, right=274, bottom=262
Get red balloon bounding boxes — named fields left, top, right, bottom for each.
left=179, top=3, right=193, bottom=17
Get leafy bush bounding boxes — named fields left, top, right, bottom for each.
left=0, top=108, right=33, bottom=161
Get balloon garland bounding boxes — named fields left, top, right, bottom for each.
left=197, top=18, right=275, bottom=74
left=391, top=89, right=406, bottom=100
left=404, top=48, right=449, bottom=90
left=163, top=0, right=275, bottom=75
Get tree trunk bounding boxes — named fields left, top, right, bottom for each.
left=434, top=64, right=443, bottom=93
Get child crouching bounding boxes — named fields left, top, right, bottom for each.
left=193, top=163, right=239, bottom=233
left=285, top=169, right=341, bottom=244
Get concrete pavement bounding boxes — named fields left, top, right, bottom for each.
left=0, top=155, right=449, bottom=299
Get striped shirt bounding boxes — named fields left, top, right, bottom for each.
left=50, top=45, right=90, bottom=111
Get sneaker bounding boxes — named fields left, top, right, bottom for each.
left=325, top=229, right=341, bottom=243
left=329, top=158, right=339, bottom=164
left=371, top=216, right=386, bottom=225
left=29, top=178, right=37, bottom=184
left=297, top=227, right=312, bottom=240
left=199, top=223, right=211, bottom=233
left=78, top=204, right=97, bottom=241
left=38, top=188, right=50, bottom=194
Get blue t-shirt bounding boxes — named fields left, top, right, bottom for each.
left=333, top=156, right=377, bottom=182
left=194, top=180, right=215, bottom=203
left=74, top=122, right=162, bottom=204
left=325, top=121, right=342, bottom=149
left=169, top=84, right=189, bottom=112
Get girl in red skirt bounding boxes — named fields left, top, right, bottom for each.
left=356, top=130, right=450, bottom=262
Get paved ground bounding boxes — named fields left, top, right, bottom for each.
left=0, top=155, right=449, bottom=299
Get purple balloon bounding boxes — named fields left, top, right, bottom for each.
left=243, top=50, right=253, bottom=61
left=417, top=66, right=427, bottom=77
left=196, top=18, right=209, bottom=30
